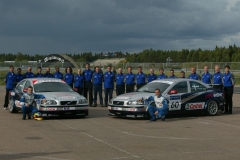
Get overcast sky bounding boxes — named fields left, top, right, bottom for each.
left=0, top=0, right=240, bottom=55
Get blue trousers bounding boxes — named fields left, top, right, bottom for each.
left=94, top=84, right=103, bottom=104
left=148, top=105, right=168, bottom=117
left=104, top=88, right=113, bottom=105
left=22, top=105, right=38, bottom=117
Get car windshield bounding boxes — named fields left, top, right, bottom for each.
left=137, top=82, right=170, bottom=93
left=34, top=82, right=73, bottom=92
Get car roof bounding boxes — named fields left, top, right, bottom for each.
left=150, top=78, right=211, bottom=88
left=25, top=78, right=62, bottom=81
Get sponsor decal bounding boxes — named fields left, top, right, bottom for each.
left=185, top=102, right=205, bottom=110
left=47, top=108, right=57, bottom=111
left=33, top=79, right=62, bottom=84
left=113, top=107, right=122, bottom=111
left=15, top=100, right=22, bottom=108
left=170, top=95, right=181, bottom=100
left=205, top=93, right=223, bottom=99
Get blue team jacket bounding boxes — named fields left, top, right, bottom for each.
left=15, top=73, right=24, bottom=83
left=93, top=72, right=103, bottom=85
left=83, top=69, right=93, bottom=82
left=157, top=74, right=167, bottom=79
left=223, top=72, right=234, bottom=87
left=125, top=73, right=135, bottom=85
left=5, top=72, right=16, bottom=89
left=24, top=72, right=35, bottom=78
left=213, top=72, right=223, bottom=85
left=104, top=72, right=114, bottom=88
left=35, top=73, right=44, bottom=78
left=74, top=74, right=84, bottom=88
left=64, top=73, right=74, bottom=85
left=116, top=73, right=125, bottom=85
left=44, top=73, right=53, bottom=78
left=188, top=73, right=199, bottom=80
left=53, top=72, right=63, bottom=79
left=202, top=72, right=212, bottom=84
left=147, top=74, right=157, bottom=83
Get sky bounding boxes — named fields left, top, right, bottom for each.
left=0, top=0, right=240, bottom=55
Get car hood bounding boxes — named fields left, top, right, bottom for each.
left=113, top=92, right=155, bottom=101
left=36, top=92, right=85, bottom=100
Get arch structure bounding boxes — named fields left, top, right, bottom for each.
left=42, top=54, right=79, bottom=68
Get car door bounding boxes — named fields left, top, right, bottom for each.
left=183, top=81, right=208, bottom=111
left=167, top=81, right=189, bottom=111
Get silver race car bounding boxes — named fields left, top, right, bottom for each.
left=9, top=78, right=88, bottom=117
left=108, top=79, right=225, bottom=118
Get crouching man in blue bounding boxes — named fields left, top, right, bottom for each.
left=20, top=86, right=46, bottom=120
left=139, top=88, right=168, bottom=122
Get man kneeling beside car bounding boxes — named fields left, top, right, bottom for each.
left=138, top=88, right=168, bottom=122
left=20, top=86, right=46, bottom=120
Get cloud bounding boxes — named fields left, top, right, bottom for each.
left=0, top=0, right=240, bottom=54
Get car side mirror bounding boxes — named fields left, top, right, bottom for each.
left=23, top=88, right=28, bottom=92
left=168, top=89, right=178, bottom=95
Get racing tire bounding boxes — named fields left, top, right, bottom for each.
left=206, top=100, right=218, bottom=116
left=9, top=98, right=18, bottom=113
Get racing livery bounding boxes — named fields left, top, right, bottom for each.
left=8, top=78, right=89, bottom=117
left=108, top=79, right=225, bottom=117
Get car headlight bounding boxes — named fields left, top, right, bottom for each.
left=78, top=99, right=88, bottom=104
left=43, top=100, right=57, bottom=105
left=109, top=99, right=113, bottom=105
left=127, top=101, right=143, bottom=105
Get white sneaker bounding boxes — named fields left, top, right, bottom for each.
left=3, top=107, right=6, bottom=110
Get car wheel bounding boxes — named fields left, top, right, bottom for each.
left=206, top=100, right=218, bottom=116
left=9, top=98, right=18, bottom=113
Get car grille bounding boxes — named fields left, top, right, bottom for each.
left=60, top=101, right=77, bottom=105
left=113, top=101, right=124, bottom=105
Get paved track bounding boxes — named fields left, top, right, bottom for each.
left=1, top=86, right=240, bottom=160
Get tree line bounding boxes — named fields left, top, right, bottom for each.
left=1, top=44, right=240, bottom=63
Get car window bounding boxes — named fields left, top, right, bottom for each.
left=34, top=82, right=72, bottom=92
left=190, top=81, right=207, bottom=93
left=137, top=82, right=170, bottom=93
left=24, top=81, right=31, bottom=89
left=171, top=81, right=188, bottom=93
left=16, top=80, right=26, bottom=92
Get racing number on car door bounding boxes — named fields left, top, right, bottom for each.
left=169, top=95, right=181, bottom=111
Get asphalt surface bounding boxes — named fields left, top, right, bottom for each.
left=1, top=86, right=240, bottom=160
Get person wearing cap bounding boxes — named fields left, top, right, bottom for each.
left=53, top=66, right=63, bottom=79
left=168, top=69, right=177, bottom=79
left=35, top=67, right=44, bottom=78
left=16, top=68, right=24, bottom=83
left=188, top=67, right=200, bottom=80
left=157, top=68, right=168, bottom=79
left=201, top=66, right=212, bottom=85
left=20, top=86, right=46, bottom=120
left=147, top=68, right=157, bottom=83
left=223, top=65, right=234, bottom=114
left=44, top=67, right=53, bottom=78
left=115, top=68, right=125, bottom=96
left=92, top=66, right=104, bottom=107
left=74, top=69, right=84, bottom=95
left=24, top=66, right=35, bottom=79
left=83, top=63, right=93, bottom=106
left=136, top=66, right=147, bottom=90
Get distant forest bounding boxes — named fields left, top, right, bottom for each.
left=1, top=44, right=240, bottom=63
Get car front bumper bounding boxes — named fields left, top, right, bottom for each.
left=108, top=105, right=147, bottom=117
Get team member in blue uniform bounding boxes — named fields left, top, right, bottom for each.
left=147, top=68, right=157, bottom=83
left=24, top=66, right=35, bottom=78
left=64, top=66, right=74, bottom=88
left=201, top=66, right=212, bottom=85
left=104, top=65, right=115, bottom=107
left=136, top=66, right=147, bottom=90
left=20, top=86, right=46, bottom=120
left=16, top=68, right=24, bottom=83
left=125, top=66, right=135, bottom=93
left=74, top=69, right=84, bottom=96
left=53, top=66, right=63, bottom=79
left=179, top=71, right=186, bottom=78
left=188, top=67, right=200, bottom=80
left=213, top=65, right=223, bottom=90
left=92, top=66, right=104, bottom=107
left=44, top=67, right=53, bottom=78
left=168, top=69, right=177, bottom=78
left=157, top=68, right=168, bottom=79
left=139, top=88, right=168, bottom=122
left=83, top=63, right=93, bottom=106
left=35, top=67, right=44, bottom=78
left=115, top=68, right=125, bottom=96
left=223, top=65, right=234, bottom=114
left=4, top=65, right=16, bottom=110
